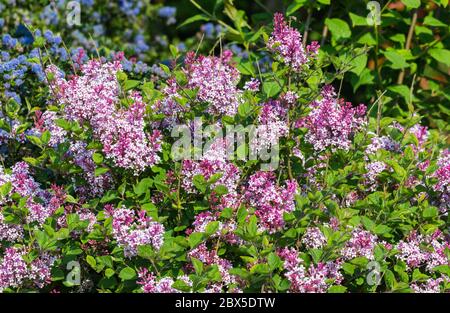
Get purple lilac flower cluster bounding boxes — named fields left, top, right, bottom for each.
left=250, top=100, right=289, bottom=156
left=267, top=13, right=319, bottom=71
left=0, top=247, right=56, bottom=291
left=0, top=162, right=65, bottom=225
left=278, top=247, right=343, bottom=293
left=341, top=228, right=378, bottom=260
left=46, top=60, right=162, bottom=174
left=110, top=207, right=165, bottom=258
left=395, top=230, right=449, bottom=272
left=244, top=171, right=298, bottom=233
left=184, top=50, right=242, bottom=116
left=297, top=85, right=366, bottom=152
left=188, top=243, right=239, bottom=292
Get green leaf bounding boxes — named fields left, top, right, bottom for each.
left=86, top=255, right=97, bottom=269
left=105, top=268, right=115, bottom=278
left=374, top=224, right=391, bottom=235
left=41, top=130, right=51, bottom=145
left=0, top=182, right=12, bottom=198
left=169, top=44, right=178, bottom=57
left=390, top=34, right=406, bottom=45
left=133, top=178, right=153, bottom=196
left=361, top=216, right=376, bottom=231
left=119, top=267, right=136, bottom=281
left=325, top=18, right=351, bottom=41
left=388, top=85, right=413, bottom=103
left=429, top=48, right=450, bottom=66
left=328, top=285, right=347, bottom=293
left=94, top=167, right=109, bottom=177
left=178, top=14, right=209, bottom=29
left=236, top=60, right=255, bottom=76
left=286, top=0, right=308, bottom=16
left=191, top=257, right=203, bottom=275
left=33, top=36, right=45, bottom=48
left=250, top=263, right=270, bottom=274
left=268, top=253, right=282, bottom=271
left=401, top=0, right=421, bottom=9
left=423, top=206, right=438, bottom=218
left=384, top=269, right=396, bottom=290
left=213, top=184, right=228, bottom=195
left=205, top=221, right=220, bottom=236
left=220, top=207, right=233, bottom=219
left=124, top=80, right=140, bottom=91
left=172, top=279, right=191, bottom=292
left=137, top=245, right=156, bottom=260
left=92, top=152, right=103, bottom=165
left=238, top=102, right=253, bottom=118
left=349, top=54, right=367, bottom=76
left=412, top=269, right=429, bottom=281
left=247, top=215, right=258, bottom=238
left=349, top=13, right=367, bottom=27
left=390, top=161, right=407, bottom=179
left=423, top=16, right=447, bottom=27
left=26, top=135, right=42, bottom=147
left=35, top=230, right=57, bottom=251
left=192, top=174, right=207, bottom=193
left=188, top=232, right=204, bottom=249
left=383, top=51, right=409, bottom=69
left=262, top=80, right=282, bottom=98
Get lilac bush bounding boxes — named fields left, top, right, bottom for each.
left=0, top=11, right=449, bottom=294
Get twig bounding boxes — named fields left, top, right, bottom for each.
left=320, top=5, right=333, bottom=46
left=397, top=10, right=418, bottom=85
left=302, top=8, right=313, bottom=47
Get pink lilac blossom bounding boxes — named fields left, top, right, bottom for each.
left=364, top=161, right=387, bottom=190
left=99, top=92, right=162, bottom=174
left=243, top=78, right=260, bottom=92
left=137, top=268, right=190, bottom=293
left=267, top=13, right=319, bottom=71
left=184, top=50, right=242, bottom=116
left=188, top=243, right=237, bottom=290
left=9, top=162, right=42, bottom=199
left=111, top=207, right=165, bottom=258
left=47, top=60, right=161, bottom=174
left=0, top=247, right=56, bottom=291
left=182, top=139, right=240, bottom=195
left=68, top=141, right=113, bottom=198
left=32, top=110, right=67, bottom=146
left=151, top=78, right=186, bottom=129
left=0, top=211, right=23, bottom=242
left=365, top=135, right=400, bottom=158
left=341, top=228, right=378, bottom=260
left=250, top=100, right=289, bottom=157
left=244, top=171, right=298, bottom=233
left=297, top=85, right=366, bottom=152
left=191, top=209, right=240, bottom=245
left=395, top=230, right=450, bottom=271
left=77, top=209, right=97, bottom=233
left=432, top=149, right=449, bottom=213
left=411, top=277, right=445, bottom=293
left=302, top=227, right=327, bottom=249
left=392, top=122, right=429, bottom=152
left=278, top=247, right=343, bottom=293
left=0, top=162, right=64, bottom=225
left=344, top=191, right=360, bottom=207
left=280, top=91, right=299, bottom=105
